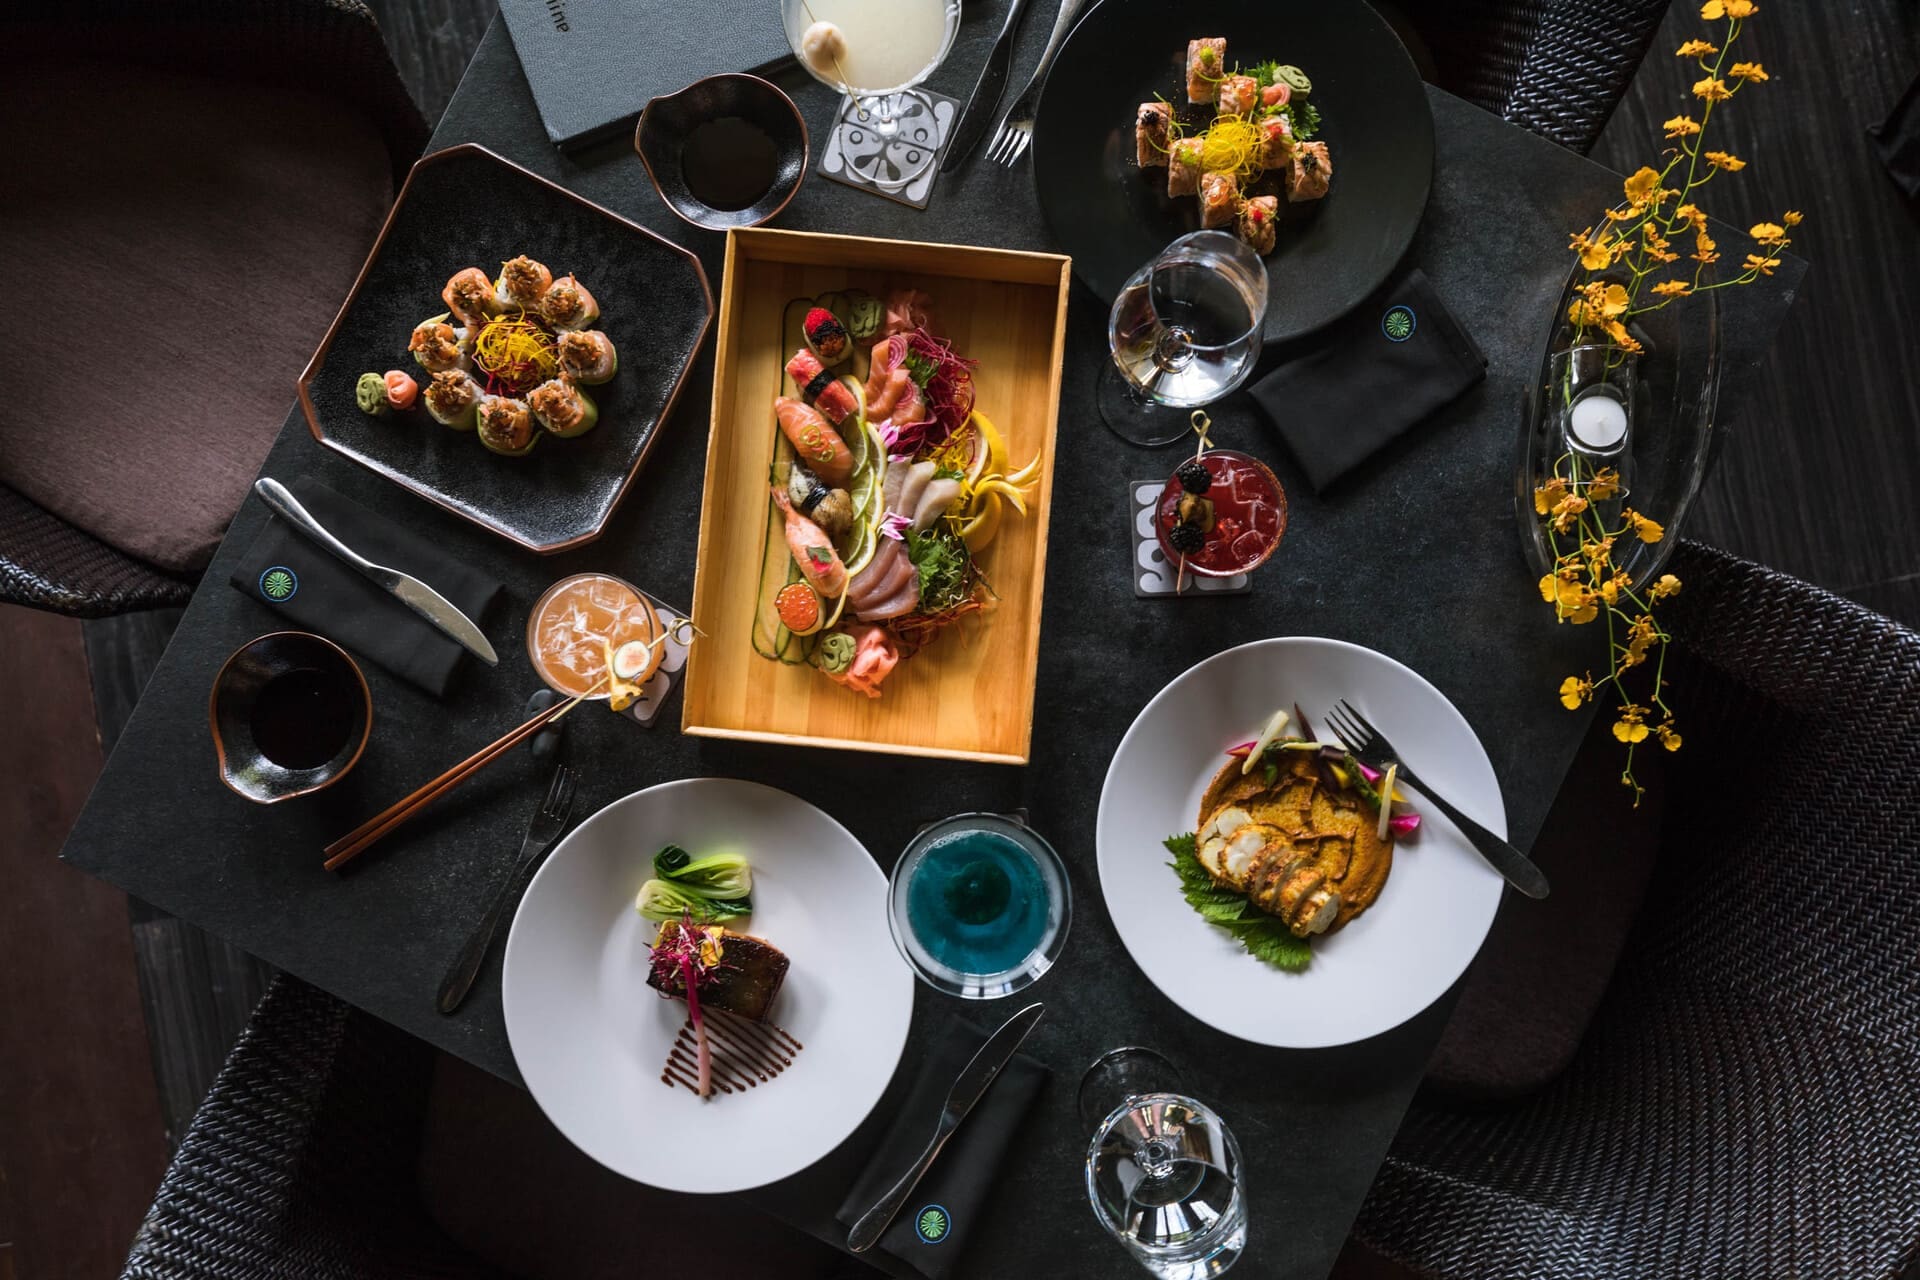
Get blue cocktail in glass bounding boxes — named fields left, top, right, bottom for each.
left=887, top=813, right=1070, bottom=999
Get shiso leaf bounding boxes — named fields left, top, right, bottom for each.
left=1165, top=834, right=1312, bottom=972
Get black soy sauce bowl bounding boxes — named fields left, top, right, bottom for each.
left=635, top=73, right=809, bottom=231
left=209, top=632, right=372, bottom=805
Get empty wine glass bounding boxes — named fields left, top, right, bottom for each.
left=781, top=0, right=962, bottom=190
left=1081, top=1048, right=1248, bottom=1279
left=1100, top=231, right=1269, bottom=447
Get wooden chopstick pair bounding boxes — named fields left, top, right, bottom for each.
left=322, top=679, right=604, bottom=872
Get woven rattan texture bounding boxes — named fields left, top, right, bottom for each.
left=1352, top=540, right=1920, bottom=1279
left=122, top=975, right=499, bottom=1280
left=1408, top=0, right=1669, bottom=153
left=0, top=485, right=193, bottom=617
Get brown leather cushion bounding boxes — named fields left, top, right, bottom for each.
left=1422, top=711, right=1664, bottom=1100
left=0, top=59, right=391, bottom=572
left=417, top=1053, right=863, bottom=1279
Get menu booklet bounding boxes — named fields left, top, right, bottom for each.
left=500, top=0, right=794, bottom=150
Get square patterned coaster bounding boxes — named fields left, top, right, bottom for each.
left=617, top=591, right=693, bottom=728
left=819, top=89, right=959, bottom=209
left=1130, top=480, right=1251, bottom=597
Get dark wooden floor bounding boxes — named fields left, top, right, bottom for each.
left=8, top=1, right=1918, bottom=1275
left=1590, top=1, right=1920, bottom=628
left=0, top=607, right=169, bottom=1280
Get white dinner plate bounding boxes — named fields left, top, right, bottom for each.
left=1096, top=638, right=1506, bottom=1048
left=502, top=778, right=914, bottom=1192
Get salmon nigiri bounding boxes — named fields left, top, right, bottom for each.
left=774, top=396, right=852, bottom=488
left=771, top=487, right=847, bottom=599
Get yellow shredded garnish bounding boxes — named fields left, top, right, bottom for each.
left=471, top=310, right=558, bottom=393
left=1165, top=114, right=1269, bottom=185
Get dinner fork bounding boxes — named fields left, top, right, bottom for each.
left=437, top=764, right=579, bottom=1014
left=1324, top=700, right=1551, bottom=900
left=985, top=0, right=1094, bottom=166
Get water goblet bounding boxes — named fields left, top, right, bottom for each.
left=1100, top=231, right=1270, bottom=448
left=1081, top=1047, right=1248, bottom=1279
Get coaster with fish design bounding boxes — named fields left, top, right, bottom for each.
left=1131, top=480, right=1251, bottom=597
left=661, top=1008, right=805, bottom=1096
left=618, top=593, right=693, bottom=727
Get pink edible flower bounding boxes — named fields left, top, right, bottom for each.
left=879, top=512, right=911, bottom=542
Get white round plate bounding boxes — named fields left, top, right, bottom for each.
left=502, top=777, right=914, bottom=1192
left=1096, top=638, right=1506, bottom=1048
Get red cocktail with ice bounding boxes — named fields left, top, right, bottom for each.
left=1154, top=449, right=1288, bottom=577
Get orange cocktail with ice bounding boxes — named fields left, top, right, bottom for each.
left=527, top=573, right=663, bottom=699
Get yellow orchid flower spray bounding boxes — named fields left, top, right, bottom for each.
left=1543, top=2, right=1801, bottom=802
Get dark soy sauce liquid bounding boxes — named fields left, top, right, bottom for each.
left=681, top=116, right=777, bottom=211
left=251, top=668, right=354, bottom=769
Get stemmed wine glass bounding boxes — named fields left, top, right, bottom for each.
left=1100, top=231, right=1269, bottom=447
left=1080, top=1047, right=1248, bottom=1278
left=781, top=0, right=963, bottom=191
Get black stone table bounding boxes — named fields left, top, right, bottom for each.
left=59, top=9, right=1797, bottom=1278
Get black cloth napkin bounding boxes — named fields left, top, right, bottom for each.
left=1870, top=70, right=1920, bottom=198
left=229, top=478, right=503, bottom=698
left=1249, top=267, right=1487, bottom=494
left=835, top=1018, right=1049, bottom=1280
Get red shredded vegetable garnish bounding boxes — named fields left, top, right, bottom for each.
left=894, top=329, right=976, bottom=455
left=649, top=916, right=725, bottom=1098
left=886, top=593, right=990, bottom=656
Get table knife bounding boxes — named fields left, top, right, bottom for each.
left=252, top=478, right=498, bottom=666
left=940, top=0, right=1035, bottom=171
left=847, top=1001, right=1045, bottom=1252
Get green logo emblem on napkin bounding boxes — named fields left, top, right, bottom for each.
left=260, top=566, right=298, bottom=601
left=916, top=1205, right=951, bottom=1243
left=1382, top=305, right=1416, bottom=342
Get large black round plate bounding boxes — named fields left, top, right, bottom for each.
left=1034, top=0, right=1433, bottom=345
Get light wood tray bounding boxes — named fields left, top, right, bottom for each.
left=682, top=229, right=1071, bottom=764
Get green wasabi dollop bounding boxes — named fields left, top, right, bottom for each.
left=355, top=372, right=390, bottom=417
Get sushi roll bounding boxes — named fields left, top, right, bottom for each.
left=527, top=377, right=598, bottom=438
left=1237, top=196, right=1279, bottom=255
left=424, top=370, right=482, bottom=430
left=802, top=306, right=852, bottom=366
left=1135, top=101, right=1172, bottom=167
left=1216, top=74, right=1258, bottom=117
left=1283, top=141, right=1331, bottom=202
left=495, top=255, right=552, bottom=310
left=786, top=461, right=853, bottom=539
left=1257, top=115, right=1293, bottom=170
left=442, top=268, right=499, bottom=329
left=555, top=329, right=618, bottom=385
left=409, top=317, right=470, bottom=373
left=1186, top=38, right=1226, bottom=103
left=1168, top=137, right=1204, bottom=198
left=539, top=274, right=599, bottom=330
left=1199, top=171, right=1238, bottom=228
left=785, top=349, right=858, bottom=426
left=475, top=394, right=539, bottom=456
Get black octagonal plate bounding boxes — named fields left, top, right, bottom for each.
left=1034, top=0, right=1432, bottom=346
left=299, top=144, right=714, bottom=553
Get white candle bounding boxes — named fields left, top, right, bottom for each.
left=1568, top=392, right=1629, bottom=452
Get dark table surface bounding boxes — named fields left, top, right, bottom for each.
left=58, top=6, right=1799, bottom=1277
